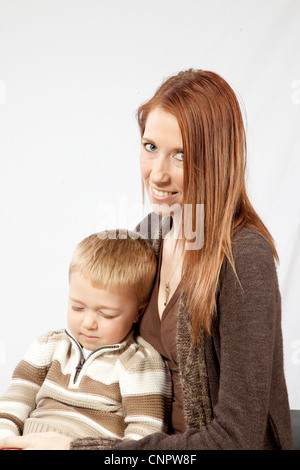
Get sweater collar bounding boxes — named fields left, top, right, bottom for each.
left=65, top=328, right=135, bottom=359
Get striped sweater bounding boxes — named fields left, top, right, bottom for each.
left=0, top=329, right=171, bottom=440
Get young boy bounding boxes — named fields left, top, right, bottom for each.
left=0, top=230, right=171, bottom=440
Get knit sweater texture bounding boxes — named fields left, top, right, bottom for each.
left=0, top=328, right=171, bottom=440
left=71, top=213, right=292, bottom=450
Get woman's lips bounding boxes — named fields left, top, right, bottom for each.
left=150, top=185, right=177, bottom=201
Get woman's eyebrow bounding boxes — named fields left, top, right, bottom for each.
left=141, top=136, right=155, bottom=142
left=141, top=136, right=183, bottom=152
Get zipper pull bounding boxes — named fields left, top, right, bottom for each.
left=74, top=357, right=85, bottom=383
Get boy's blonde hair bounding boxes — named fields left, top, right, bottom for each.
left=69, top=230, right=157, bottom=307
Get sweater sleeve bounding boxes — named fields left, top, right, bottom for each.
left=71, top=231, right=285, bottom=450
left=0, top=332, right=54, bottom=438
left=119, top=338, right=172, bottom=440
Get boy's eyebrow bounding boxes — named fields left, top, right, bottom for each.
left=69, top=297, right=85, bottom=305
left=97, top=306, right=121, bottom=312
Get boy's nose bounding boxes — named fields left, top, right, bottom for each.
left=82, top=311, right=98, bottom=330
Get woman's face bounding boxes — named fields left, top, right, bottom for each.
left=140, top=107, right=184, bottom=216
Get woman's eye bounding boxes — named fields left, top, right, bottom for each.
left=174, top=152, right=184, bottom=162
left=144, top=143, right=157, bottom=152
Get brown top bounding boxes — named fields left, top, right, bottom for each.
left=139, top=242, right=186, bottom=434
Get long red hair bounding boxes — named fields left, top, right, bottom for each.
left=137, top=69, right=278, bottom=340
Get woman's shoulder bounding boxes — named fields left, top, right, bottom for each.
left=135, top=213, right=172, bottom=240
left=225, top=227, right=278, bottom=286
left=232, top=227, right=275, bottom=261
left=134, top=213, right=172, bottom=256
left=215, top=227, right=281, bottom=332
left=135, top=212, right=159, bottom=239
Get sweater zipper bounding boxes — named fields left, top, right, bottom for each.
left=74, top=355, right=85, bottom=383
left=65, top=330, right=120, bottom=384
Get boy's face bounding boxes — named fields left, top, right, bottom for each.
left=67, top=270, right=141, bottom=350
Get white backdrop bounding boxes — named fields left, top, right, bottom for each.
left=0, top=0, right=299, bottom=409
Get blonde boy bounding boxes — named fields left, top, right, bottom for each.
left=0, top=230, right=171, bottom=440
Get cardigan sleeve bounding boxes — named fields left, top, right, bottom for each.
left=195, top=229, right=283, bottom=449
left=0, top=333, right=54, bottom=438
left=71, top=229, right=290, bottom=450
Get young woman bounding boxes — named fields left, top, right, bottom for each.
left=0, top=69, right=292, bottom=450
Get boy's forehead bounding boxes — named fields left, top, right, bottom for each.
left=69, top=271, right=138, bottom=306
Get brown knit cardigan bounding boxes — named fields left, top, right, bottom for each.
left=71, top=213, right=292, bottom=450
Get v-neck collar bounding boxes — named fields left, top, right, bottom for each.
left=156, top=240, right=182, bottom=322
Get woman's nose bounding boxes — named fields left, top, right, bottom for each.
left=150, top=155, right=170, bottom=184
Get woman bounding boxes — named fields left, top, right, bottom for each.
left=0, top=69, right=292, bottom=450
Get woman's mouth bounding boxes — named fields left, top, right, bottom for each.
left=150, top=185, right=177, bottom=200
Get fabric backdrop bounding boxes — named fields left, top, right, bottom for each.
left=0, top=0, right=299, bottom=409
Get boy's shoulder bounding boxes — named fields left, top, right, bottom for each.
left=35, top=329, right=66, bottom=345
left=118, top=333, right=167, bottom=371
left=23, top=330, right=68, bottom=367
left=134, top=335, right=162, bottom=357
